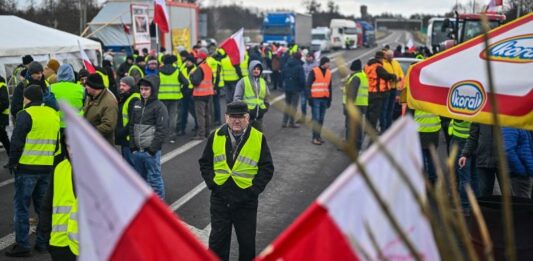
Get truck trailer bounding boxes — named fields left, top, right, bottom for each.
left=262, top=12, right=312, bottom=47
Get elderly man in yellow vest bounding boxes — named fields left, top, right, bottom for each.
left=381, top=49, right=404, bottom=132
left=199, top=101, right=274, bottom=261
left=6, top=85, right=60, bottom=257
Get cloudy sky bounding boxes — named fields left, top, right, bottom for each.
left=204, top=0, right=479, bottom=17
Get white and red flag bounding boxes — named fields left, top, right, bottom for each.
left=78, top=41, right=96, bottom=74
left=220, top=28, right=246, bottom=65
left=61, top=103, right=217, bottom=261
left=153, top=0, right=169, bottom=33
left=485, top=0, right=503, bottom=13
left=257, top=117, right=440, bottom=261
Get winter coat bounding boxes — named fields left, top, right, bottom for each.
left=462, top=123, right=498, bottom=168
left=282, top=57, right=306, bottom=93
left=0, top=76, right=9, bottom=126
left=199, top=124, right=274, bottom=206
left=11, top=76, right=58, bottom=120
left=84, top=89, right=118, bottom=145
left=503, top=128, right=533, bottom=177
left=129, top=75, right=168, bottom=152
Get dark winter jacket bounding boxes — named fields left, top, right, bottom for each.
left=199, top=125, right=274, bottom=205
left=84, top=89, right=118, bottom=145
left=11, top=77, right=58, bottom=120
left=129, top=75, right=168, bottom=153
left=115, top=91, right=140, bottom=146
left=9, top=102, right=59, bottom=174
left=462, top=123, right=498, bottom=168
left=503, top=127, right=533, bottom=177
left=0, top=76, right=9, bottom=126
left=282, top=57, right=306, bottom=93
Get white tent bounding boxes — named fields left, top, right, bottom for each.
left=0, top=15, right=102, bottom=83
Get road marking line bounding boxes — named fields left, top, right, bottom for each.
left=161, top=140, right=203, bottom=164
left=170, top=182, right=207, bottom=211
left=0, top=178, right=13, bottom=188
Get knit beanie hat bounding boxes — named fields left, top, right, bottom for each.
left=350, top=59, right=362, bottom=71
left=86, top=73, right=105, bottom=89
left=22, top=55, right=34, bottom=66
left=47, top=59, right=60, bottom=73
left=23, top=84, right=43, bottom=102
left=78, top=68, right=89, bottom=78
left=319, top=56, right=330, bottom=66
left=120, top=76, right=136, bottom=89
left=27, top=61, right=44, bottom=75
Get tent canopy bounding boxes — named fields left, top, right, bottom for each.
left=0, top=15, right=101, bottom=57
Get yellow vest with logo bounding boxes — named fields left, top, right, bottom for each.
left=159, top=69, right=183, bottom=100
left=414, top=110, right=441, bottom=133
left=243, top=77, right=267, bottom=110
left=49, top=159, right=79, bottom=255
left=19, top=105, right=60, bottom=166
left=212, top=127, right=263, bottom=189
left=343, top=72, right=368, bottom=106
left=448, top=119, right=471, bottom=139
left=221, top=56, right=239, bottom=82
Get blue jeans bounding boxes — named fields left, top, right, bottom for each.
left=121, top=146, right=135, bottom=167
left=311, top=99, right=328, bottom=140
left=14, top=173, right=50, bottom=249
left=450, top=137, right=478, bottom=210
left=133, top=151, right=164, bottom=199
left=179, top=92, right=197, bottom=133
left=162, top=100, right=180, bottom=139
left=300, top=90, right=308, bottom=116
left=380, top=90, right=394, bottom=133
left=213, top=89, right=222, bottom=123
left=422, top=149, right=437, bottom=184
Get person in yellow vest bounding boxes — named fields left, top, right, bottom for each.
left=234, top=60, right=270, bottom=131
left=190, top=50, right=215, bottom=140
left=449, top=119, right=476, bottom=212
left=381, top=50, right=404, bottom=132
left=116, top=76, right=140, bottom=166
left=159, top=55, right=184, bottom=143
left=41, top=144, right=78, bottom=261
left=158, top=47, right=166, bottom=65
left=239, top=51, right=249, bottom=78
left=343, top=59, right=368, bottom=151
left=128, top=56, right=146, bottom=84
left=206, top=52, right=224, bottom=125
left=50, top=64, right=85, bottom=162
left=414, top=109, right=441, bottom=184
left=306, top=57, right=333, bottom=145
left=6, top=85, right=60, bottom=257
left=218, top=48, right=243, bottom=103
left=0, top=76, right=10, bottom=167
left=199, top=101, right=274, bottom=261
left=178, top=55, right=199, bottom=136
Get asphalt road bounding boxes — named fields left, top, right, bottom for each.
left=0, top=30, right=409, bottom=260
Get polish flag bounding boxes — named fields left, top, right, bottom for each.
left=257, top=117, right=440, bottom=261
left=485, top=0, right=503, bottom=13
left=154, top=0, right=169, bottom=33
left=61, top=103, right=217, bottom=261
left=78, top=41, right=96, bottom=74
left=220, top=28, right=246, bottom=65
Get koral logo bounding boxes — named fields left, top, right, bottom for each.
left=447, top=81, right=487, bottom=116
left=480, top=34, right=533, bottom=63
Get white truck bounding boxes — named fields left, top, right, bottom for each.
left=330, top=19, right=358, bottom=50
left=311, top=27, right=331, bottom=53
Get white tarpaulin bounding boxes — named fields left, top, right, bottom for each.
left=0, top=15, right=101, bottom=81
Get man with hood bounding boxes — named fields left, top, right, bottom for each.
left=50, top=64, right=85, bottom=160
left=129, top=75, right=168, bottom=199
left=11, top=61, right=58, bottom=121
left=218, top=48, right=243, bottom=103
left=159, top=55, right=184, bottom=143
left=116, top=76, right=140, bottom=166
left=190, top=49, right=215, bottom=140
left=233, top=60, right=270, bottom=131
left=281, top=52, right=305, bottom=128
left=83, top=73, right=118, bottom=145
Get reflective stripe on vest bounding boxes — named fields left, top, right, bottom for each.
left=414, top=110, right=441, bottom=133
left=192, top=63, right=214, bottom=97
left=448, top=119, right=471, bottom=139
left=240, top=53, right=249, bottom=77
left=311, top=67, right=332, bottom=98
left=50, top=82, right=84, bottom=128
left=0, top=82, right=8, bottom=115
left=342, top=72, right=369, bottom=106
left=50, top=159, right=79, bottom=255
left=159, top=69, right=183, bottom=100
left=221, top=56, right=239, bottom=81
left=364, top=63, right=388, bottom=92
left=212, top=128, right=263, bottom=189
left=128, top=65, right=145, bottom=79
left=243, top=77, right=267, bottom=110
left=19, top=105, right=60, bottom=166
left=96, top=71, right=109, bottom=88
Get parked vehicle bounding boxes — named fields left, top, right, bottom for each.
left=355, top=20, right=376, bottom=47
left=262, top=12, right=312, bottom=47
left=311, top=27, right=331, bottom=52
left=330, top=19, right=358, bottom=50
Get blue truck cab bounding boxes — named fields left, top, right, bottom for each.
left=262, top=12, right=312, bottom=47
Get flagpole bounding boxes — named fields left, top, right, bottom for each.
left=156, top=23, right=160, bottom=61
